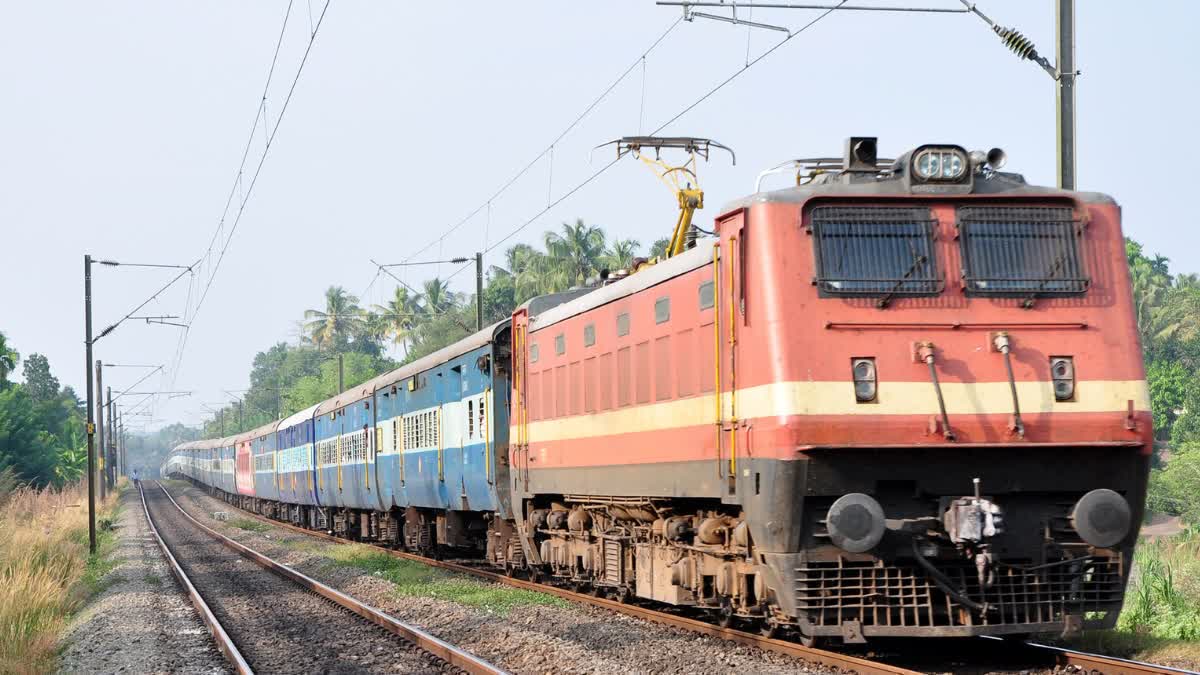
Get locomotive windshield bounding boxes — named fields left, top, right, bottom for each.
left=810, top=205, right=941, bottom=297
left=958, top=205, right=1088, bottom=296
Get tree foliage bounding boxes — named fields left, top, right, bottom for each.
left=0, top=337, right=85, bottom=487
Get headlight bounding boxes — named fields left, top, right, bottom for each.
left=1051, top=356, right=1075, bottom=401
left=852, top=357, right=877, bottom=402
left=913, top=147, right=968, bottom=182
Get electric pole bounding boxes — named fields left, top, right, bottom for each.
left=84, top=255, right=96, bottom=554
left=1056, top=0, right=1076, bottom=190
left=338, top=353, right=344, bottom=391
left=475, top=252, right=484, bottom=330
left=105, top=386, right=114, bottom=490
left=95, top=361, right=105, bottom=501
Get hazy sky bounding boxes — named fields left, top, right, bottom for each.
left=2, top=1, right=1196, bottom=431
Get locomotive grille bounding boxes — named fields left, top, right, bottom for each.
left=958, top=206, right=1088, bottom=296
left=810, top=206, right=941, bottom=297
left=795, top=554, right=1123, bottom=630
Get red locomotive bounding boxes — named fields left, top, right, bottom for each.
left=505, top=136, right=1149, bottom=643
left=169, top=135, right=1148, bottom=646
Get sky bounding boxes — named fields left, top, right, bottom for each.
left=2, top=1, right=1197, bottom=432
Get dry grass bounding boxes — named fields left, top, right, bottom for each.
left=0, top=478, right=118, bottom=674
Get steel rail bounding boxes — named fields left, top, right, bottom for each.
left=168, top=479, right=1192, bottom=675
left=151, top=482, right=506, bottom=675
left=137, top=483, right=253, bottom=675
left=169, top=483, right=916, bottom=675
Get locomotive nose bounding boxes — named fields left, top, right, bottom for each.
left=1071, top=489, right=1132, bottom=548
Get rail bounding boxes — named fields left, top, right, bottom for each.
left=149, top=481, right=506, bottom=675
left=137, top=483, right=253, bottom=674
left=168, top=478, right=1193, bottom=675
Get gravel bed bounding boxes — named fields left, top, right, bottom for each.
left=165, top=480, right=835, bottom=675
left=59, top=487, right=229, bottom=675
left=145, top=484, right=445, bottom=674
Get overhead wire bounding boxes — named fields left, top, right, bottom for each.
left=394, top=16, right=685, bottom=270
left=168, top=0, right=332, bottom=391
left=470, top=0, right=848, bottom=259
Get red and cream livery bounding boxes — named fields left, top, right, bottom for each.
left=507, top=138, right=1149, bottom=643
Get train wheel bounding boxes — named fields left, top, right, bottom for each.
left=797, top=632, right=823, bottom=649
left=615, top=586, right=632, bottom=604
left=716, top=604, right=735, bottom=629
left=760, top=619, right=780, bottom=639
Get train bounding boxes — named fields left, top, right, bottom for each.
left=167, top=136, right=1150, bottom=645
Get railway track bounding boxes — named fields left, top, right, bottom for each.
left=166, top=480, right=1195, bottom=675
left=139, top=481, right=505, bottom=675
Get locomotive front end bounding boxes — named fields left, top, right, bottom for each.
left=729, top=138, right=1150, bottom=643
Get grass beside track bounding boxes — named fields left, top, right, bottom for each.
left=0, top=478, right=120, bottom=674
left=1066, top=529, right=1200, bottom=669
left=325, top=544, right=568, bottom=616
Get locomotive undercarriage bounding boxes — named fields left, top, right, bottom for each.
left=493, top=496, right=775, bottom=629
left=183, top=445, right=1143, bottom=646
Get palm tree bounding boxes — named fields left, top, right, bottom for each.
left=303, top=286, right=365, bottom=350
left=373, top=286, right=422, bottom=357
left=545, top=219, right=606, bottom=287
left=603, top=238, right=641, bottom=271
left=421, top=278, right=459, bottom=317
left=0, top=332, right=18, bottom=385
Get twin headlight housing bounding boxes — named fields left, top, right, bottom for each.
left=912, top=146, right=969, bottom=182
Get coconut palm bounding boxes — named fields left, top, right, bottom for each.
left=421, top=278, right=459, bottom=317
left=0, top=332, right=18, bottom=385
left=603, top=238, right=641, bottom=271
left=303, top=286, right=365, bottom=350
left=373, top=286, right=422, bottom=357
left=545, top=219, right=606, bottom=287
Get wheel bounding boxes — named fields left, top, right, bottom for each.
left=716, top=605, right=735, bottom=629
left=615, top=586, right=632, bottom=604
left=503, top=562, right=516, bottom=578
left=760, top=619, right=780, bottom=639
left=797, top=632, right=823, bottom=649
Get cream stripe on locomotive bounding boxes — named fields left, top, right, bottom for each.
left=518, top=378, right=1150, bottom=442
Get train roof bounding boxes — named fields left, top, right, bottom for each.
left=722, top=163, right=1116, bottom=212
left=528, top=243, right=712, bottom=332
left=314, top=318, right=510, bottom=416
left=278, top=402, right=319, bottom=430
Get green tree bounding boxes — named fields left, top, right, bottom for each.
left=545, top=219, right=606, bottom=287
left=374, top=286, right=421, bottom=357
left=0, top=332, right=18, bottom=386
left=1148, top=359, right=1190, bottom=439
left=21, top=353, right=58, bottom=402
left=648, top=237, right=671, bottom=259
left=603, top=238, right=641, bottom=271
left=303, top=286, right=365, bottom=350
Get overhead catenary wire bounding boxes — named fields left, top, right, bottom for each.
left=473, top=1, right=849, bottom=259
left=168, top=0, right=333, bottom=391
left=394, top=16, right=685, bottom=269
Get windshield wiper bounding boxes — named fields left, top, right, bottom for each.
left=1021, top=252, right=1068, bottom=309
left=876, top=251, right=928, bottom=309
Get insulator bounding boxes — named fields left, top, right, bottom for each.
left=993, top=25, right=1038, bottom=61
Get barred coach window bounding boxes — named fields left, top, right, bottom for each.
left=958, top=206, right=1088, bottom=297
left=810, top=206, right=941, bottom=301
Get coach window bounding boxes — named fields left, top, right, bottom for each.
left=616, top=312, right=630, bottom=337
left=530, top=343, right=539, bottom=362
left=584, top=323, right=596, bottom=347
left=699, top=280, right=714, bottom=310
left=555, top=333, right=566, bottom=355
left=655, top=296, right=671, bottom=324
